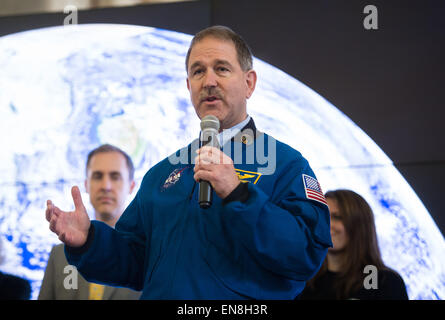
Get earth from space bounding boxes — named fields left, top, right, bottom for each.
left=0, top=24, right=443, bottom=299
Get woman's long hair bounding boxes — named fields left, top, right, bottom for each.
left=307, top=189, right=386, bottom=299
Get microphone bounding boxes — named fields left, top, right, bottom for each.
left=198, top=115, right=220, bottom=209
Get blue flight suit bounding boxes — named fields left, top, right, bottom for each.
left=66, top=119, right=332, bottom=299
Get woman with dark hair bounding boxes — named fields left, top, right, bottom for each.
left=300, top=189, right=408, bottom=300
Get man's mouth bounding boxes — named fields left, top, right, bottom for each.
left=203, top=96, right=220, bottom=102
left=98, top=196, right=114, bottom=203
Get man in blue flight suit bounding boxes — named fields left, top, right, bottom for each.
left=45, top=25, right=332, bottom=299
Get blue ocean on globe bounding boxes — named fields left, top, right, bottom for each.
left=0, top=24, right=444, bottom=299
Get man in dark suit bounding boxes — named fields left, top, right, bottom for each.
left=38, top=144, right=140, bottom=300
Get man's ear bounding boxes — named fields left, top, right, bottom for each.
left=245, top=69, right=257, bottom=99
left=129, top=180, right=136, bottom=194
left=186, top=78, right=190, bottom=92
left=84, top=179, right=89, bottom=194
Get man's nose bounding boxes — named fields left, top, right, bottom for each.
left=100, top=176, right=112, bottom=190
left=203, top=69, right=218, bottom=88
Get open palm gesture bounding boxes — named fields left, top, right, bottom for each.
left=46, top=186, right=91, bottom=248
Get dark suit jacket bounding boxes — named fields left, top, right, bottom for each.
left=38, top=244, right=141, bottom=300
left=0, top=271, right=31, bottom=300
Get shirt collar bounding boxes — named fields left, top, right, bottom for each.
left=217, top=115, right=251, bottom=147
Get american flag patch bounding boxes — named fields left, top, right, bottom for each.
left=302, top=174, right=328, bottom=206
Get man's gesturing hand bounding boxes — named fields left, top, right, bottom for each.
left=194, top=146, right=240, bottom=199
left=46, top=186, right=91, bottom=248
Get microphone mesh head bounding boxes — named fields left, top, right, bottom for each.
left=200, top=115, right=220, bottom=131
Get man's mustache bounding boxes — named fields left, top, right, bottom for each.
left=199, top=87, right=224, bottom=102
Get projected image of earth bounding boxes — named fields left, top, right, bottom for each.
left=0, top=24, right=444, bottom=299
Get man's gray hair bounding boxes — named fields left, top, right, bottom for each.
left=185, top=25, right=253, bottom=72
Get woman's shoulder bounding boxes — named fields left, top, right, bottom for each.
left=376, top=267, right=409, bottom=300
left=379, top=268, right=406, bottom=284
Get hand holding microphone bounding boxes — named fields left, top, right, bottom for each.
left=194, top=115, right=240, bottom=209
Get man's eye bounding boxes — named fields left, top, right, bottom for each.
left=217, top=67, right=229, bottom=72
left=193, top=69, right=203, bottom=76
left=110, top=174, right=122, bottom=181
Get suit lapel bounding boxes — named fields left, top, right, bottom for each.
left=102, top=285, right=115, bottom=300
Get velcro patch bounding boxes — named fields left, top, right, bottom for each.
left=235, top=169, right=262, bottom=184
left=302, top=174, right=328, bottom=206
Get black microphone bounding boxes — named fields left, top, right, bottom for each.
left=198, top=115, right=220, bottom=209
